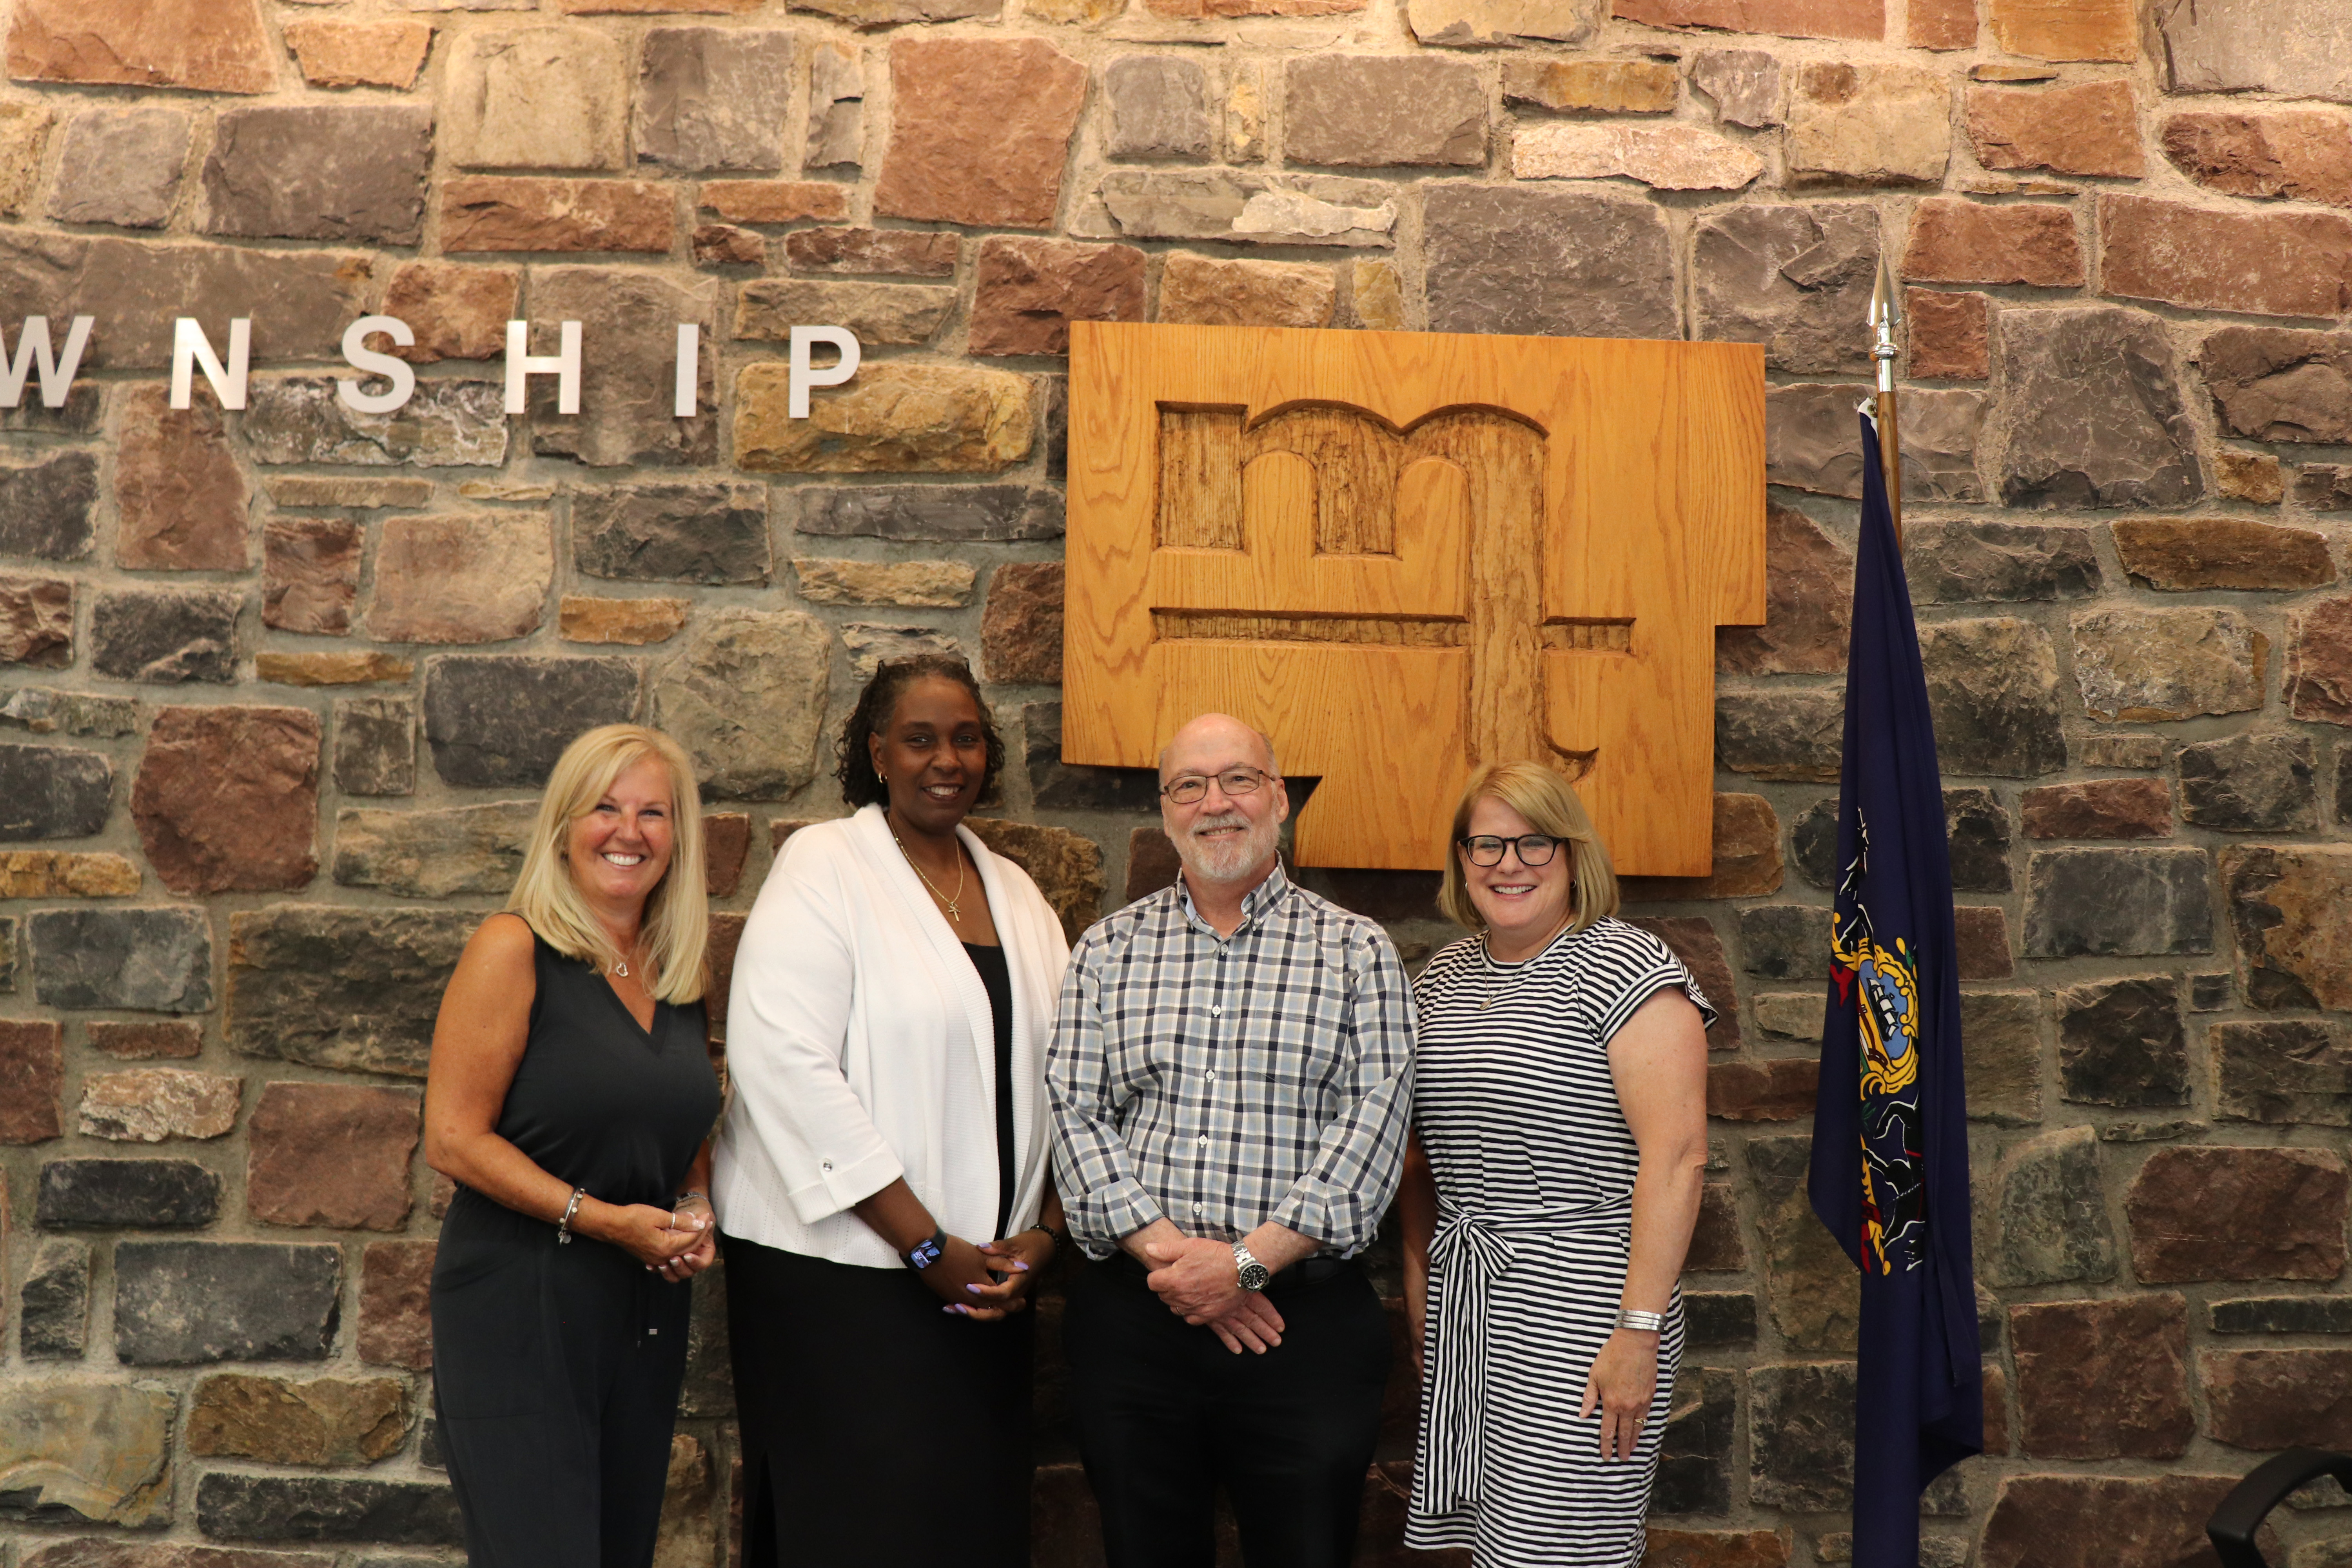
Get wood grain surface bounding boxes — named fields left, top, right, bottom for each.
left=1064, top=321, right=1766, bottom=875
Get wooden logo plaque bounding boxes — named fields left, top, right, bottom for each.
left=1062, top=322, right=1766, bottom=875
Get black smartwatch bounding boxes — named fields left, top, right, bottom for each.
left=906, top=1229, right=947, bottom=1271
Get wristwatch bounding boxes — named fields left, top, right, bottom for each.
left=1232, top=1243, right=1271, bottom=1293
left=906, top=1229, right=947, bottom=1271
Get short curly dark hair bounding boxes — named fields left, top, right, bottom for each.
left=836, top=655, right=1005, bottom=810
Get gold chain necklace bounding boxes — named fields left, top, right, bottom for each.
left=893, top=831, right=966, bottom=922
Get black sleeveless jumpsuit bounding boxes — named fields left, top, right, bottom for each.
left=432, top=929, right=722, bottom=1568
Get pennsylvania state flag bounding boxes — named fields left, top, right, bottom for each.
left=1806, top=412, right=1983, bottom=1568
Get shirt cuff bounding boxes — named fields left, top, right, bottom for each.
left=1072, top=1176, right=1165, bottom=1251
left=784, top=1147, right=904, bottom=1227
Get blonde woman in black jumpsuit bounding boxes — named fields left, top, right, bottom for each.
left=424, top=724, right=723, bottom=1568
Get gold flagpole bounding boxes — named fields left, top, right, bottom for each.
left=1869, top=254, right=1904, bottom=547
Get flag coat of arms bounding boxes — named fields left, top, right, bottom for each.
left=1807, top=412, right=1983, bottom=1568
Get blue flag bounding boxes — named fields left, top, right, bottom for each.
left=1807, top=411, right=1983, bottom=1568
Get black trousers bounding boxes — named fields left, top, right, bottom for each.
left=723, top=1234, right=1034, bottom=1568
left=431, top=1193, right=692, bottom=1568
left=1063, top=1255, right=1391, bottom=1568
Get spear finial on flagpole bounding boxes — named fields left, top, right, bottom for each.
left=1868, top=252, right=1904, bottom=547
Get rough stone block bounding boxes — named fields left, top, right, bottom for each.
left=0, top=1018, right=63, bottom=1143
left=0, top=573, right=72, bottom=668
left=969, top=238, right=1146, bottom=357
left=1616, top=0, right=1876, bottom=38
left=1105, top=55, right=1211, bottom=160
left=1516, top=122, right=1762, bottom=190
left=202, top=105, right=433, bottom=245
left=2023, top=848, right=2210, bottom=959
left=0, top=1380, right=174, bottom=1527
left=284, top=18, right=435, bottom=89
left=2180, top=735, right=2318, bottom=833
left=196, top=1475, right=464, bottom=1546
left=247, top=377, right=505, bottom=468
left=790, top=559, right=972, bottom=610
left=1982, top=1475, right=2257, bottom=1568
left=78, top=1068, right=240, bottom=1142
left=528, top=268, right=718, bottom=469
left=1684, top=1293, right=1757, bottom=1346
left=0, top=234, right=369, bottom=371
left=1739, top=905, right=1831, bottom=982
left=1786, top=62, right=1949, bottom=185
left=875, top=38, right=1085, bottom=229
left=90, top=587, right=240, bottom=685
left=1082, top=169, right=1399, bottom=248
left=381, top=261, right=517, bottom=363
left=1905, top=288, right=1988, bottom=380
left=2113, top=518, right=2333, bottom=592
left=1715, top=505, right=1850, bottom=678
left=1686, top=1182, right=1745, bottom=1272
left=1966, top=80, right=2142, bottom=176
left=359, top=1239, right=436, bottom=1370
left=736, top=278, right=954, bottom=348
left=965, top=818, right=1104, bottom=943
left=2212, top=1297, right=2352, bottom=1335
left=2020, top=778, right=2171, bottom=839
left=30, top=907, right=214, bottom=1013
left=982, top=563, right=1063, bottom=685
left=423, top=655, right=641, bottom=788
left=1285, top=55, right=1489, bottom=168
left=1748, top=1360, right=1856, bottom=1510
left=1691, top=48, right=1789, bottom=130
left=806, top=39, right=864, bottom=171
left=2225, top=847, right=2352, bottom=1012
left=2216, top=1021, right=2352, bottom=1127
left=447, top=25, right=626, bottom=170
left=265, top=476, right=436, bottom=510
left=1424, top=186, right=1676, bottom=339
left=440, top=176, right=671, bottom=254
left=842, top=624, right=964, bottom=679
left=0, top=850, right=137, bottom=898
left=0, top=102, right=46, bottom=216
left=49, top=107, right=190, bottom=229
left=2288, top=596, right=2352, bottom=724
left=19, top=1239, right=89, bottom=1357
left=2103, top=194, right=2352, bottom=320
left=693, top=222, right=764, bottom=268
left=1996, top=305, right=2201, bottom=509
left=1901, top=521, right=2097, bottom=608
left=247, top=1084, right=419, bottom=1232
left=8, top=0, right=278, bottom=92
left=783, top=227, right=958, bottom=277
left=1986, top=1125, right=2116, bottom=1287
left=1693, top=204, right=1879, bottom=374
left=561, top=595, right=689, bottom=646
left=1716, top=688, right=1843, bottom=782
left=2205, top=1350, right=2352, bottom=1451
left=334, top=697, right=417, bottom=798
left=262, top=519, right=361, bottom=636
left=2158, top=0, right=2352, bottom=101
left=0, top=742, right=112, bottom=841
left=653, top=609, right=834, bottom=800
left=2072, top=607, right=2264, bottom=722
left=1918, top=618, right=2065, bottom=777
left=1407, top=0, right=1597, bottom=44
left=189, top=1373, right=410, bottom=1468
left=1504, top=58, right=1678, bottom=114
left=1905, top=199, right=2081, bottom=288
left=636, top=27, right=794, bottom=172
left=1707, top=1059, right=1817, bottom=1122
left=735, top=362, right=1031, bottom=474
left=1956, top=906, right=2014, bottom=980
left=2163, top=108, right=2352, bottom=205
left=2056, top=976, right=2186, bottom=1108
left=2013, top=1295, right=2192, bottom=1459
left=575, top=482, right=771, bottom=585
left=795, top=485, right=1060, bottom=542
left=2218, top=451, right=2286, bottom=504
left=1156, top=252, right=1336, bottom=330
left=37, top=1158, right=220, bottom=1228
left=2126, top=1147, right=2347, bottom=1282
left=1622, top=793, right=1782, bottom=902
left=0, top=450, right=98, bottom=561
left=1652, top=1367, right=1737, bottom=1516
left=1961, top=991, right=2040, bottom=1124
left=1350, top=260, right=1407, bottom=331
left=227, top=907, right=474, bottom=1078
left=2293, top=466, right=2352, bottom=511
left=366, top=514, right=551, bottom=646
left=132, top=705, right=320, bottom=896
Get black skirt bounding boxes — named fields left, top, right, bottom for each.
left=724, top=1233, right=1034, bottom=1568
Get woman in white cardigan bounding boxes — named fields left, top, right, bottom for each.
left=713, top=656, right=1071, bottom=1568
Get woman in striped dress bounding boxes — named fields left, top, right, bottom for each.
left=1400, top=761, right=1713, bottom=1567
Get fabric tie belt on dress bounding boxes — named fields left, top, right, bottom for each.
left=1416, top=1196, right=1633, bottom=1514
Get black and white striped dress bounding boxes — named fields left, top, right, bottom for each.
left=1406, top=918, right=1715, bottom=1568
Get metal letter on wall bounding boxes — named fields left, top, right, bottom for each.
left=1062, top=322, right=1767, bottom=875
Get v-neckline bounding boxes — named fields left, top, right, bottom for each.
left=596, top=968, right=661, bottom=1044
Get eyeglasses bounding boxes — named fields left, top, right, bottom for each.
left=1161, top=767, right=1270, bottom=805
left=1457, top=833, right=1565, bottom=867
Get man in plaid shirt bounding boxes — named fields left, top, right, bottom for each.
left=1047, top=711, right=1415, bottom=1568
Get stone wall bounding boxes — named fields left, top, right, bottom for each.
left=4, top=0, right=2352, bottom=1563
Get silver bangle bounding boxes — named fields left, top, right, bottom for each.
left=557, top=1187, right=587, bottom=1244
left=1616, top=1307, right=1666, bottom=1333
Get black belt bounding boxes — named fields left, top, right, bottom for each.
left=1094, top=1249, right=1357, bottom=1293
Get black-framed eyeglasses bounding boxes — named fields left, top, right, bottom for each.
left=1161, top=767, right=1270, bottom=805
left=1457, top=833, right=1564, bottom=867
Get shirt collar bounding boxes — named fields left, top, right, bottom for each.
left=1174, top=859, right=1291, bottom=939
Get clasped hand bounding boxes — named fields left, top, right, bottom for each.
left=1140, top=1236, right=1286, bottom=1356
left=601, top=1193, right=716, bottom=1282
left=912, top=1228, right=1053, bottom=1321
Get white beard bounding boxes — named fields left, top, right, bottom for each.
left=1176, top=809, right=1279, bottom=886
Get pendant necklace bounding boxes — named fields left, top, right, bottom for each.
left=893, top=829, right=966, bottom=922
left=1479, top=920, right=1570, bottom=1011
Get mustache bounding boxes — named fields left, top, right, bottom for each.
left=1189, top=811, right=1249, bottom=837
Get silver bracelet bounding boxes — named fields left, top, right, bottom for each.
left=557, top=1187, right=587, bottom=1244
left=1616, top=1307, right=1666, bottom=1333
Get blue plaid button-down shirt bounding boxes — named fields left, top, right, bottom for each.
left=1045, top=864, right=1415, bottom=1260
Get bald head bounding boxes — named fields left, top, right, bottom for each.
left=1158, top=713, right=1278, bottom=781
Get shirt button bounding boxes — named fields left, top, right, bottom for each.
left=1199, top=1134, right=1210, bottom=1147
left=1193, top=1203, right=1204, bottom=1216
left=820, top=1160, right=833, bottom=1173
left=1206, top=1071, right=1217, bottom=1081
left=1211, top=1004, right=1223, bottom=1017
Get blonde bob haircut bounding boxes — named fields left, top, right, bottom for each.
left=506, top=724, right=709, bottom=1005
left=1437, top=760, right=1619, bottom=935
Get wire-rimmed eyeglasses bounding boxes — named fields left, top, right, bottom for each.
left=1160, top=767, right=1270, bottom=804
left=1456, top=833, right=1565, bottom=867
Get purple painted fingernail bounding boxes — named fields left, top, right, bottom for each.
left=1014, top=1261, right=1030, bottom=1272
